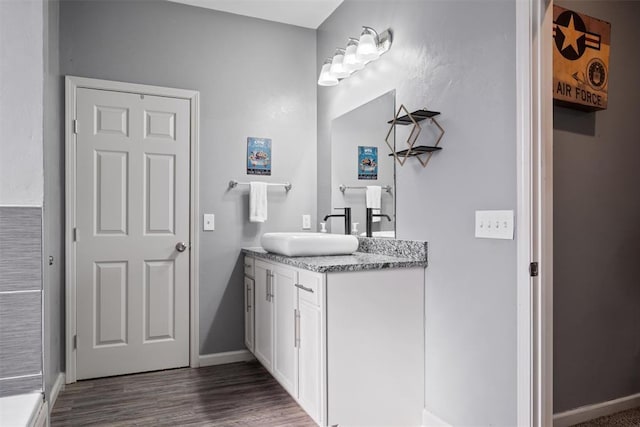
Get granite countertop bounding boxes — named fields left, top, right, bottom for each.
left=242, top=237, right=428, bottom=273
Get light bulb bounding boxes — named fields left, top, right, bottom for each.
left=329, top=48, right=350, bottom=79
left=356, top=27, right=380, bottom=61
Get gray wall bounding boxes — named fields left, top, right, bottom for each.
left=44, top=0, right=65, bottom=399
left=318, top=1, right=517, bottom=425
left=553, top=0, right=640, bottom=413
left=0, top=0, right=44, bottom=205
left=60, top=0, right=317, bottom=355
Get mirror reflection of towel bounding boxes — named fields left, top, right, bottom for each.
left=366, top=185, right=382, bottom=223
left=250, top=182, right=268, bottom=223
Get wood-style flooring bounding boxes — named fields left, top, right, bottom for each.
left=51, top=361, right=316, bottom=426
left=572, top=407, right=640, bottom=426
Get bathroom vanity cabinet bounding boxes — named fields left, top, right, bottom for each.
left=243, top=243, right=427, bottom=427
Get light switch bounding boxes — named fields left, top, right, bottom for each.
left=475, top=210, right=514, bottom=240
left=302, top=214, right=311, bottom=230
left=203, top=214, right=215, bottom=231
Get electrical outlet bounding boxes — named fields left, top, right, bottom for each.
left=475, top=210, right=514, bottom=240
left=302, top=214, right=311, bottom=230
left=203, top=214, right=215, bottom=231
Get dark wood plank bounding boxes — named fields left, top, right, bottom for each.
left=51, top=361, right=316, bottom=427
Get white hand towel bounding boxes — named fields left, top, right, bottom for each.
left=250, top=182, right=268, bottom=223
left=366, top=185, right=382, bottom=223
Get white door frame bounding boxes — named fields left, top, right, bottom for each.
left=64, top=76, right=200, bottom=383
left=516, top=0, right=554, bottom=426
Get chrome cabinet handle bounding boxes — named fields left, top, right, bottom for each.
left=294, top=309, right=298, bottom=348
left=246, top=285, right=252, bottom=313
left=295, top=283, right=314, bottom=293
left=267, top=272, right=275, bottom=301
left=294, top=309, right=301, bottom=348
left=175, top=242, right=188, bottom=252
left=266, top=270, right=271, bottom=302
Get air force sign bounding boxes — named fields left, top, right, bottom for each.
left=553, top=6, right=611, bottom=111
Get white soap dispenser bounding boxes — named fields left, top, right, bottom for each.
left=352, top=222, right=359, bottom=235
left=320, top=222, right=327, bottom=233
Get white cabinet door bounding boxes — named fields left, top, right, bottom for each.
left=297, top=299, right=323, bottom=424
left=272, top=264, right=298, bottom=397
left=296, top=269, right=324, bottom=425
left=244, top=276, right=254, bottom=352
left=253, top=260, right=273, bottom=371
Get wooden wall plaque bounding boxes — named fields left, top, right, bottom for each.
left=553, top=6, right=611, bottom=111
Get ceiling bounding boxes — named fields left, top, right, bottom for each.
left=167, top=0, right=343, bottom=29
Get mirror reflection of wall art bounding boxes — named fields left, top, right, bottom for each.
left=247, top=137, right=272, bottom=176
left=358, top=146, right=378, bottom=180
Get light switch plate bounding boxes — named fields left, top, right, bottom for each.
left=302, top=214, right=311, bottom=230
left=475, top=210, right=514, bottom=240
left=203, top=214, right=215, bottom=231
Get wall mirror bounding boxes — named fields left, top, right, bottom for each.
left=330, top=90, right=396, bottom=237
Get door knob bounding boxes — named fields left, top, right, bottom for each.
left=175, top=242, right=188, bottom=252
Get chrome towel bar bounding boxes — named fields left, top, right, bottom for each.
left=228, top=180, right=292, bottom=192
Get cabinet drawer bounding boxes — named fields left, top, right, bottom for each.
left=244, top=256, right=254, bottom=278
left=296, top=270, right=322, bottom=306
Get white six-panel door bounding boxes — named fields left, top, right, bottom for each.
left=75, top=88, right=190, bottom=379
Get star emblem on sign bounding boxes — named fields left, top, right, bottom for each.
left=554, top=10, right=587, bottom=60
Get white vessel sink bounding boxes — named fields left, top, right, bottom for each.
left=261, top=232, right=359, bottom=257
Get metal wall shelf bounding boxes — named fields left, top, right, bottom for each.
left=384, top=105, right=444, bottom=167
left=385, top=104, right=445, bottom=168
left=388, top=145, right=442, bottom=157
left=387, top=109, right=440, bottom=125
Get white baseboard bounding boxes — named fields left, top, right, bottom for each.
left=48, top=373, right=65, bottom=410
left=422, top=408, right=452, bottom=427
left=198, top=350, right=254, bottom=367
left=554, top=392, right=640, bottom=427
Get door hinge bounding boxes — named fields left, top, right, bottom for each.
left=73, top=335, right=77, bottom=350
left=73, top=227, right=79, bottom=242
left=529, top=262, right=539, bottom=277
left=73, top=119, right=78, bottom=134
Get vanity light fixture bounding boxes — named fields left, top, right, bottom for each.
left=317, top=26, right=392, bottom=86
left=318, top=58, right=339, bottom=86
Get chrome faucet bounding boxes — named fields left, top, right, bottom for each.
left=323, top=207, right=352, bottom=235
left=366, top=207, right=391, bottom=237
